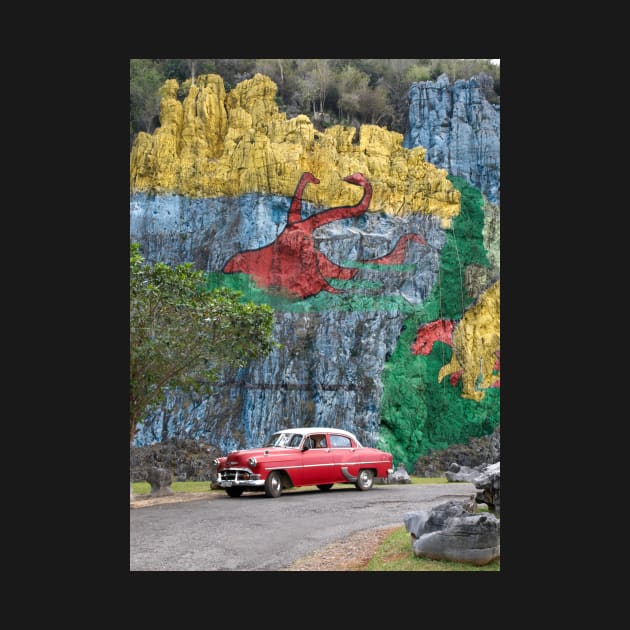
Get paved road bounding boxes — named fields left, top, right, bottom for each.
left=130, top=482, right=476, bottom=571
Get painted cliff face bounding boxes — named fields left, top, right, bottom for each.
left=220, top=170, right=499, bottom=405
left=129, top=73, right=499, bottom=469
left=223, top=172, right=427, bottom=299
left=411, top=280, right=500, bottom=401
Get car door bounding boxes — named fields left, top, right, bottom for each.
left=330, top=433, right=359, bottom=482
left=300, top=434, right=335, bottom=486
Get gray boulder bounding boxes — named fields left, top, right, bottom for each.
left=387, top=462, right=412, bottom=484
left=147, top=467, right=174, bottom=497
left=474, top=461, right=500, bottom=516
left=444, top=462, right=485, bottom=482
left=403, top=500, right=500, bottom=566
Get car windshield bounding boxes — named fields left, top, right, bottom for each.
left=263, top=432, right=303, bottom=448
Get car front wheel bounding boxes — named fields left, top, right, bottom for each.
left=355, top=469, right=374, bottom=491
left=264, top=471, right=283, bottom=498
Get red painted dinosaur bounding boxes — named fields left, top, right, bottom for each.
left=361, top=233, right=427, bottom=265
left=225, top=171, right=428, bottom=299
left=223, top=172, right=370, bottom=298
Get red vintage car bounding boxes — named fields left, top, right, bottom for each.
left=213, top=427, right=394, bottom=498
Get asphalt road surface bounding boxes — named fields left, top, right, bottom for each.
left=130, top=482, right=477, bottom=571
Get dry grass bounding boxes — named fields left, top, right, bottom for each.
left=278, top=525, right=401, bottom=571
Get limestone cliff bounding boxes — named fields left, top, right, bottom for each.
left=130, top=73, right=461, bottom=227
left=129, top=73, right=499, bottom=470
left=403, top=73, right=500, bottom=204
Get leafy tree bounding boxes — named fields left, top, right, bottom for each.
left=376, top=59, right=420, bottom=131
left=130, top=59, right=164, bottom=143
left=295, top=59, right=334, bottom=116
left=311, top=59, right=334, bottom=114
left=129, top=242, right=277, bottom=442
left=212, top=58, right=256, bottom=90
left=154, top=58, right=189, bottom=82
left=357, top=81, right=392, bottom=125
left=336, top=65, right=370, bottom=122
left=254, top=58, right=285, bottom=87
left=404, top=63, right=432, bottom=84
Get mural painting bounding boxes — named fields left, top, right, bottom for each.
left=129, top=73, right=500, bottom=470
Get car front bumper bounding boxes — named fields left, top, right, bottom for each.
left=216, top=468, right=265, bottom=488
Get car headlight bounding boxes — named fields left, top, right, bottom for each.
left=213, top=458, right=220, bottom=466
left=248, top=457, right=257, bottom=467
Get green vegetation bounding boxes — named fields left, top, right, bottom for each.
left=131, top=480, right=216, bottom=495
left=130, top=59, right=500, bottom=147
left=130, top=242, right=277, bottom=442
left=207, top=270, right=418, bottom=314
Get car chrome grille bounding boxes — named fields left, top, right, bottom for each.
left=220, top=469, right=250, bottom=481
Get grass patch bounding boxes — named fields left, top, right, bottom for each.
left=131, top=480, right=218, bottom=495
left=408, top=476, right=447, bottom=484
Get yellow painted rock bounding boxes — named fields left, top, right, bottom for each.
left=438, top=281, right=501, bottom=401
left=130, top=73, right=461, bottom=227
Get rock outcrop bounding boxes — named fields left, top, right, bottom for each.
left=414, top=425, right=500, bottom=477
left=133, top=309, right=407, bottom=453
left=473, top=461, right=500, bottom=516
left=404, top=73, right=500, bottom=204
left=403, top=500, right=500, bottom=565
left=146, top=467, right=174, bottom=497
left=385, top=462, right=412, bottom=484
left=131, top=73, right=461, bottom=226
left=129, top=73, right=499, bottom=464
left=130, top=437, right=221, bottom=482
left=130, top=73, right=463, bottom=455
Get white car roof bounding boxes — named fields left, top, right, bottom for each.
left=275, top=427, right=357, bottom=439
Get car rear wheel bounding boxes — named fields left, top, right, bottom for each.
left=355, top=469, right=374, bottom=491
left=226, top=487, right=244, bottom=498
left=317, top=484, right=333, bottom=491
left=264, top=471, right=283, bottom=498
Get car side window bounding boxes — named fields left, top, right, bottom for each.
left=288, top=434, right=303, bottom=447
left=306, top=435, right=327, bottom=448
left=330, top=435, right=351, bottom=448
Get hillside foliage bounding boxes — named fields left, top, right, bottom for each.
left=130, top=58, right=500, bottom=147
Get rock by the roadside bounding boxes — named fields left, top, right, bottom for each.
left=445, top=462, right=488, bottom=483
left=414, top=425, right=500, bottom=477
left=403, top=500, right=500, bottom=566
left=147, top=467, right=174, bottom=497
left=130, top=437, right=221, bottom=482
left=386, top=462, right=412, bottom=484
left=474, top=461, right=500, bottom=516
